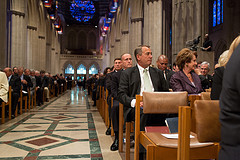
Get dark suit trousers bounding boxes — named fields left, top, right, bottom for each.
left=111, top=100, right=119, bottom=132
left=12, top=92, right=19, bottom=114
left=37, top=88, right=43, bottom=104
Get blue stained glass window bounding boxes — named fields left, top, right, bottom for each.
left=89, top=64, right=98, bottom=75
left=70, top=0, right=95, bottom=22
left=222, top=0, right=223, bottom=23
left=213, top=1, right=217, bottom=27
left=212, top=0, right=223, bottom=27
left=170, top=28, right=172, bottom=45
left=65, top=64, right=74, bottom=74
left=217, top=0, right=221, bottom=25
left=77, top=64, right=86, bottom=74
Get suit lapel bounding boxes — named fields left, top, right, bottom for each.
left=133, top=66, right=141, bottom=94
left=149, top=67, right=158, bottom=91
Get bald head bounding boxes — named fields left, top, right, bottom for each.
left=156, top=55, right=169, bottom=71
left=121, top=53, right=132, bottom=69
left=3, top=67, right=12, bottom=78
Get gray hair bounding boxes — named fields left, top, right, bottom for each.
left=201, top=61, right=210, bottom=69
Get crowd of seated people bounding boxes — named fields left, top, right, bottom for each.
left=89, top=44, right=229, bottom=158
left=0, top=66, right=68, bottom=121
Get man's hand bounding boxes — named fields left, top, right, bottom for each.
left=140, top=101, right=143, bottom=107
left=21, top=79, right=27, bottom=84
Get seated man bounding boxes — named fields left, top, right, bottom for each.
left=199, top=61, right=213, bottom=90
left=110, top=53, right=132, bottom=151
left=3, top=68, right=21, bottom=118
left=118, top=45, right=169, bottom=129
left=156, top=55, right=175, bottom=88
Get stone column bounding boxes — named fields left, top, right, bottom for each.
left=120, top=31, right=129, bottom=54
left=143, top=0, right=163, bottom=65
left=0, top=0, right=7, bottom=68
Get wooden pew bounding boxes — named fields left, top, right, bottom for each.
left=0, top=86, right=12, bottom=123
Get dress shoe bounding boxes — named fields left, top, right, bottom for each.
left=110, top=139, right=119, bottom=151
left=105, top=127, right=111, bottom=135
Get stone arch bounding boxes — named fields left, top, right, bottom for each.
left=88, top=61, right=100, bottom=74
left=68, top=30, right=77, bottom=50
left=78, top=30, right=87, bottom=50
left=214, top=39, right=227, bottom=64
left=87, top=31, right=96, bottom=49
left=63, top=61, right=75, bottom=75
left=75, top=61, right=88, bottom=76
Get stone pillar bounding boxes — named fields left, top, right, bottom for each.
left=115, top=39, right=121, bottom=58
left=143, top=0, right=163, bottom=66
left=172, top=0, right=202, bottom=62
left=0, top=0, right=7, bottom=68
left=120, top=31, right=129, bottom=54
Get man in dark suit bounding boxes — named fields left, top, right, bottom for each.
left=118, top=45, right=169, bottom=159
left=105, top=58, right=122, bottom=135
left=110, top=53, right=132, bottom=151
left=156, top=55, right=175, bottom=88
left=199, top=61, right=213, bottom=91
left=35, top=71, right=43, bottom=105
left=4, top=68, right=21, bottom=118
left=18, top=67, right=33, bottom=94
left=118, top=45, right=169, bottom=128
left=219, top=43, right=240, bottom=160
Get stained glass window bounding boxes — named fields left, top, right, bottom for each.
left=70, top=0, right=95, bottom=22
left=89, top=64, right=98, bottom=75
left=77, top=64, right=86, bottom=74
left=213, top=0, right=223, bottom=27
left=65, top=64, right=74, bottom=74
left=213, top=1, right=217, bottom=27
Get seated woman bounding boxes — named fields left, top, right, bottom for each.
left=170, top=48, right=203, bottom=94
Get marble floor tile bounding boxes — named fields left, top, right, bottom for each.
left=0, top=87, right=121, bottom=159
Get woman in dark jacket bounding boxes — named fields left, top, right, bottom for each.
left=170, top=48, right=203, bottom=94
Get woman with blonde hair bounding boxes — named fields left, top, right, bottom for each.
left=211, top=35, right=240, bottom=100
left=170, top=48, right=203, bottom=94
left=219, top=35, right=240, bottom=159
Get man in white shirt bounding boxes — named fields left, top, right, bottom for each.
left=118, top=45, right=169, bottom=127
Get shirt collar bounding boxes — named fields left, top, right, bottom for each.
left=137, top=63, right=149, bottom=73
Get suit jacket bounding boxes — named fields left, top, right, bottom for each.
left=164, top=69, right=175, bottom=88
left=9, top=74, right=21, bottom=95
left=105, top=72, right=114, bottom=104
left=219, top=44, right=240, bottom=159
left=118, top=65, right=169, bottom=108
left=0, top=72, right=9, bottom=102
left=22, top=75, right=33, bottom=92
left=170, top=70, right=203, bottom=94
left=210, top=66, right=224, bottom=100
left=199, top=74, right=213, bottom=90
left=111, top=70, right=122, bottom=101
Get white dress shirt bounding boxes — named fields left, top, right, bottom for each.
left=131, top=64, right=154, bottom=108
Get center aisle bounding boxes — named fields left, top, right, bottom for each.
left=0, top=87, right=122, bottom=160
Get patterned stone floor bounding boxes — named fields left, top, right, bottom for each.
left=0, top=87, right=122, bottom=160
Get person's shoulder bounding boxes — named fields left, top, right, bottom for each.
left=122, top=66, right=137, bottom=74
left=0, top=71, right=5, bottom=76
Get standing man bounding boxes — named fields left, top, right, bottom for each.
left=105, top=58, right=122, bottom=135
left=118, top=45, right=169, bottom=129
left=110, top=53, right=132, bottom=151
left=199, top=61, right=213, bottom=90
left=156, top=55, right=175, bottom=88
